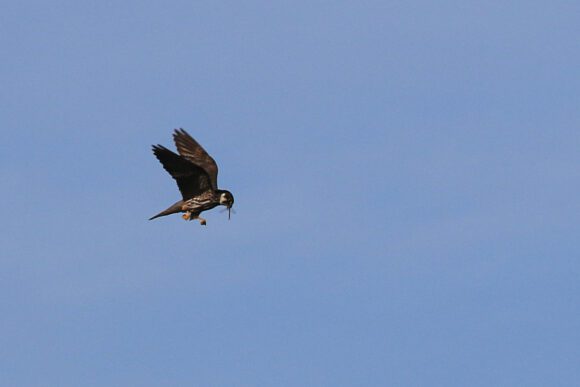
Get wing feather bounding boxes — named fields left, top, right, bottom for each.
left=173, top=128, right=219, bottom=189
left=152, top=145, right=212, bottom=199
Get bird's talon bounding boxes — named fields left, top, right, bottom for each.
left=182, top=212, right=191, bottom=221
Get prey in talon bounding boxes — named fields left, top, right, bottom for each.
left=149, top=128, right=234, bottom=226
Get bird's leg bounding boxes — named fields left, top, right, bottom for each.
left=191, top=214, right=207, bottom=226
left=182, top=211, right=192, bottom=221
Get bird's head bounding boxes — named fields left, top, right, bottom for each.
left=218, top=190, right=235, bottom=219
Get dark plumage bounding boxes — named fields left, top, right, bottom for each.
left=149, top=129, right=234, bottom=225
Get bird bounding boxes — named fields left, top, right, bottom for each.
left=149, top=128, right=234, bottom=225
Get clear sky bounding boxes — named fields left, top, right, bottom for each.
left=2, top=1, right=579, bottom=386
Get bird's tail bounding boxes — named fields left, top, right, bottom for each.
left=149, top=200, right=184, bottom=220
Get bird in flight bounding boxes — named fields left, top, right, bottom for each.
left=149, top=128, right=234, bottom=225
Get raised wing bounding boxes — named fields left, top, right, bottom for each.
left=173, top=128, right=219, bottom=190
left=152, top=145, right=213, bottom=199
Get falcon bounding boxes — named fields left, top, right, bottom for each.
left=149, top=128, right=234, bottom=225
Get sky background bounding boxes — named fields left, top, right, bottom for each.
left=1, top=1, right=579, bottom=386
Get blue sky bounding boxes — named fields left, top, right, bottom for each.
left=2, top=1, right=579, bottom=386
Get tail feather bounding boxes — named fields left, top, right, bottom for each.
left=149, top=200, right=184, bottom=220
